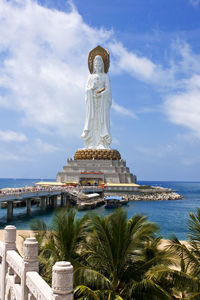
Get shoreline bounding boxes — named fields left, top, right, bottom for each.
left=0, top=229, right=189, bottom=254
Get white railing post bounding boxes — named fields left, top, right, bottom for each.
left=52, top=261, right=73, bottom=300
left=1, top=225, right=16, bottom=300
left=22, top=237, right=39, bottom=300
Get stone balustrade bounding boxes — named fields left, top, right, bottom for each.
left=0, top=225, right=73, bottom=300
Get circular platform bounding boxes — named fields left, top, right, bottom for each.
left=74, top=149, right=121, bottom=160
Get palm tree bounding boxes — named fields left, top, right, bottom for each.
left=30, top=207, right=89, bottom=283
left=167, top=208, right=200, bottom=299
left=74, top=208, right=173, bottom=300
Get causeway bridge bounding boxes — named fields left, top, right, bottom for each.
left=0, top=186, right=104, bottom=221
left=0, top=189, right=72, bottom=221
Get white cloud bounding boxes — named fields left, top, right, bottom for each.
left=171, top=41, right=200, bottom=77
left=109, top=41, right=177, bottom=89
left=33, top=138, right=60, bottom=154
left=0, top=130, right=27, bottom=142
left=189, top=0, right=200, bottom=6
left=0, top=137, right=61, bottom=162
left=109, top=42, right=156, bottom=80
left=164, top=65, right=200, bottom=137
left=164, top=87, right=200, bottom=137
left=112, top=101, right=136, bottom=118
left=19, top=138, right=60, bottom=155
left=0, top=0, right=112, bottom=137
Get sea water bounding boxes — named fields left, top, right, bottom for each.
left=0, top=178, right=200, bottom=240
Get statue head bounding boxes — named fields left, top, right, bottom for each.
left=88, top=45, right=110, bottom=74
left=93, top=55, right=104, bottom=74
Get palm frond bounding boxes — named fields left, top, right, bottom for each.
left=74, top=267, right=111, bottom=290
left=74, top=285, right=101, bottom=300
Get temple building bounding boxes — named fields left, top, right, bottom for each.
left=56, top=156, right=136, bottom=186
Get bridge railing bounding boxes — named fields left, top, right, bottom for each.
left=0, top=190, right=62, bottom=201
left=0, top=225, right=73, bottom=300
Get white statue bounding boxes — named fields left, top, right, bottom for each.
left=81, top=46, right=112, bottom=149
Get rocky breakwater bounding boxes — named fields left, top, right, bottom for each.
left=128, top=191, right=183, bottom=201
left=104, top=186, right=183, bottom=201
left=129, top=186, right=183, bottom=201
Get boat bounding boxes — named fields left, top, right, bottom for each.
left=120, top=198, right=129, bottom=205
left=104, top=196, right=122, bottom=209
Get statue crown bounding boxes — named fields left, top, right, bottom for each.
left=88, top=45, right=110, bottom=74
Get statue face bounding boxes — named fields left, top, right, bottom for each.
left=93, top=55, right=103, bottom=73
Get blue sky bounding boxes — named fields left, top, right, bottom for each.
left=0, top=0, right=200, bottom=181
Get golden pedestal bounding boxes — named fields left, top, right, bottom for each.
left=74, top=149, right=121, bottom=160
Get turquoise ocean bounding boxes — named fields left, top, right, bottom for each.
left=0, top=178, right=200, bottom=240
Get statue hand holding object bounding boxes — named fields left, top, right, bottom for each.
left=96, top=87, right=105, bottom=95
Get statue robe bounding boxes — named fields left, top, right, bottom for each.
left=81, top=72, right=112, bottom=149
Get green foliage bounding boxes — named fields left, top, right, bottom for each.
left=30, top=207, right=89, bottom=284
left=74, top=208, right=173, bottom=299
left=167, top=208, right=200, bottom=299
left=31, top=206, right=200, bottom=299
